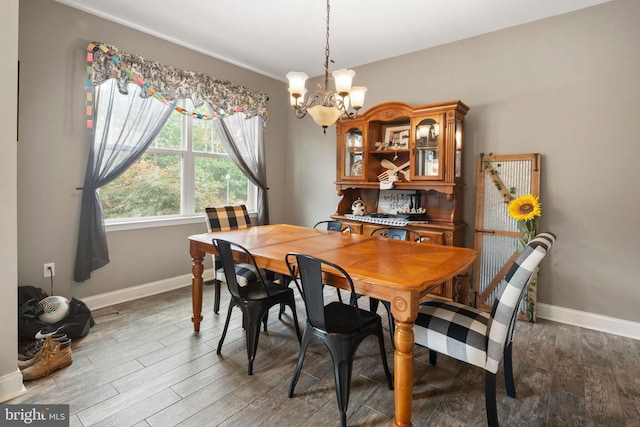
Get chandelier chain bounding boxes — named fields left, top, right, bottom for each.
left=323, top=0, right=331, bottom=91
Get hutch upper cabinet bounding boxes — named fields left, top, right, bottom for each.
left=333, top=101, right=469, bottom=248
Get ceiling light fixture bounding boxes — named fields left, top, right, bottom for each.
left=286, top=0, right=367, bottom=133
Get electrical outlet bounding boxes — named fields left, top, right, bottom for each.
left=44, top=262, right=55, bottom=278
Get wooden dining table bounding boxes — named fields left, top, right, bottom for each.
left=188, top=223, right=477, bottom=427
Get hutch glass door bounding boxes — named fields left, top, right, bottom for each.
left=344, top=127, right=364, bottom=178
left=414, top=116, right=442, bottom=179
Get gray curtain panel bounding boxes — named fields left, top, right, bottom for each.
left=214, top=114, right=269, bottom=225
left=74, top=79, right=173, bottom=282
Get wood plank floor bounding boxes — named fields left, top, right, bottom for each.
left=10, top=284, right=640, bottom=426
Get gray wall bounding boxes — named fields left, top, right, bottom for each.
left=14, top=0, right=640, bottom=329
left=17, top=0, right=290, bottom=298
left=286, top=0, right=640, bottom=323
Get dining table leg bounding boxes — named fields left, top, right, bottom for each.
left=393, top=317, right=416, bottom=427
left=190, top=243, right=204, bottom=332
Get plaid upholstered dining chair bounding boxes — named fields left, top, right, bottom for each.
left=205, top=205, right=264, bottom=314
left=413, top=232, right=556, bottom=427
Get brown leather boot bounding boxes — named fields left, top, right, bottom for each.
left=18, top=334, right=68, bottom=369
left=20, top=335, right=73, bottom=381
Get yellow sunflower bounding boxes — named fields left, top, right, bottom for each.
left=508, top=194, right=541, bottom=221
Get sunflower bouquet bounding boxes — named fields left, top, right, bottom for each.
left=507, top=194, right=542, bottom=321
left=508, top=194, right=541, bottom=252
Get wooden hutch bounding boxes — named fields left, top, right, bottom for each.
left=331, top=100, right=470, bottom=298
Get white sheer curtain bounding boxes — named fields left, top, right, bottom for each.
left=214, top=113, right=269, bottom=225
left=74, top=79, right=173, bottom=282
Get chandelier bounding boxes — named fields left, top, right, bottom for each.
left=286, top=0, right=367, bottom=132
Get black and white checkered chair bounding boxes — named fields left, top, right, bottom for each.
left=414, top=232, right=555, bottom=427
left=205, top=205, right=265, bottom=314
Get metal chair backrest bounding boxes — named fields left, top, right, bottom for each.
left=212, top=238, right=267, bottom=298
left=313, top=220, right=351, bottom=233
left=370, top=227, right=422, bottom=242
left=285, top=252, right=361, bottom=331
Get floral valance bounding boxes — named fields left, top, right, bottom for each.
left=86, top=42, right=269, bottom=125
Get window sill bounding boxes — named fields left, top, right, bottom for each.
left=106, top=215, right=205, bottom=232
left=105, top=212, right=258, bottom=232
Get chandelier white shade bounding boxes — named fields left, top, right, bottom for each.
left=286, top=0, right=366, bottom=132
left=332, top=69, right=355, bottom=95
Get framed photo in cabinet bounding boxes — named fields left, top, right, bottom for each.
left=416, top=118, right=440, bottom=148
left=384, top=125, right=410, bottom=148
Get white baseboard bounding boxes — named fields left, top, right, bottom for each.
left=0, top=369, right=27, bottom=403
left=82, top=274, right=639, bottom=341
left=537, top=303, right=640, bottom=340
left=82, top=269, right=214, bottom=311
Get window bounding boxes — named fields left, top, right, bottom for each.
left=100, top=98, right=257, bottom=222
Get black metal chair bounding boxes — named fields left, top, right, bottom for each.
left=414, top=233, right=555, bottom=427
left=313, top=220, right=352, bottom=233
left=205, top=205, right=264, bottom=314
left=213, top=238, right=301, bottom=375
left=285, top=252, right=393, bottom=427
left=369, top=227, right=423, bottom=242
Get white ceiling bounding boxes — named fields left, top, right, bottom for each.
left=55, top=0, right=610, bottom=81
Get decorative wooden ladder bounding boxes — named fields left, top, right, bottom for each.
left=473, top=153, right=541, bottom=320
